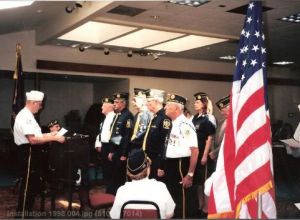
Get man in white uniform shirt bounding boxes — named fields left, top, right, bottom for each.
left=13, top=90, right=65, bottom=217
left=110, top=148, right=175, bottom=219
left=164, top=93, right=199, bottom=218
left=95, top=97, right=115, bottom=187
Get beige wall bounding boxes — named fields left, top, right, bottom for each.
left=0, top=30, right=299, bottom=129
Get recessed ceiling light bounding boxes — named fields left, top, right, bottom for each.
left=146, top=35, right=228, bottom=52
left=58, top=21, right=137, bottom=44
left=219, top=55, right=236, bottom=60
left=273, top=61, right=294, bottom=65
left=71, top=44, right=80, bottom=48
left=0, top=1, right=34, bottom=10
left=168, top=0, right=209, bottom=7
left=104, top=29, right=184, bottom=49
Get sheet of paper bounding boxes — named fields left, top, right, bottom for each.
left=280, top=138, right=300, bottom=148
left=295, top=203, right=300, bottom=210
left=57, top=127, right=68, bottom=136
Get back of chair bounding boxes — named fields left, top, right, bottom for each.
left=120, top=200, right=161, bottom=219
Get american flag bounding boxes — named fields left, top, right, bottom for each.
left=208, top=1, right=276, bottom=218
left=11, top=43, right=25, bottom=128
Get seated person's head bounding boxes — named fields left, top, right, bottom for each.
left=127, top=149, right=151, bottom=180
left=47, top=119, right=61, bottom=132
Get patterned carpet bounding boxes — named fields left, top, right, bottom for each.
left=0, top=184, right=107, bottom=219
left=0, top=185, right=300, bottom=219
left=0, top=146, right=300, bottom=218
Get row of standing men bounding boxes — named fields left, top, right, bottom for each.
left=94, top=88, right=230, bottom=218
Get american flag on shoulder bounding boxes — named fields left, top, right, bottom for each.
left=208, top=1, right=276, bottom=218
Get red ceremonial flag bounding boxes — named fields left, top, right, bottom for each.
left=208, top=1, right=276, bottom=218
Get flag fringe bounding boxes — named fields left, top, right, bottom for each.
left=208, top=211, right=235, bottom=219
left=235, top=180, right=273, bottom=218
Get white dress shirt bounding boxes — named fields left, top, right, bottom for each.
left=95, top=111, right=115, bottom=148
left=13, top=107, right=42, bottom=146
left=110, top=177, right=175, bottom=219
left=166, top=114, right=198, bottom=158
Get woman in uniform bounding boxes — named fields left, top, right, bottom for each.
left=192, top=92, right=216, bottom=217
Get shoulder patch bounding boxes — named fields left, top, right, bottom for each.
left=126, top=119, right=132, bottom=128
left=184, top=129, right=191, bottom=136
left=180, top=121, right=195, bottom=137
left=163, top=119, right=171, bottom=129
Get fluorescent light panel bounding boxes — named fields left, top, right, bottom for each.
left=146, top=35, right=228, bottom=52
left=58, top=21, right=137, bottom=44
left=0, top=1, right=34, bottom=10
left=104, top=29, right=184, bottom=48
left=273, top=61, right=294, bottom=65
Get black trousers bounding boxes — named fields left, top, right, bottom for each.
left=164, top=157, right=198, bottom=219
left=16, top=145, right=44, bottom=218
left=100, top=143, right=113, bottom=185
left=148, top=155, right=165, bottom=182
left=106, top=150, right=126, bottom=195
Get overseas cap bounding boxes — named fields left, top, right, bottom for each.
left=26, top=90, right=44, bottom=101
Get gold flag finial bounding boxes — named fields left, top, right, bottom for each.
left=16, top=43, right=21, bottom=54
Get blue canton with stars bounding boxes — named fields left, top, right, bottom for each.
left=233, top=1, right=266, bottom=87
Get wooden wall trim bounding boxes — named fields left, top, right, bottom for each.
left=36, top=59, right=233, bottom=82
left=35, top=59, right=300, bottom=86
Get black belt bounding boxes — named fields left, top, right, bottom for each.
left=19, top=143, right=30, bottom=147
left=165, top=156, right=189, bottom=161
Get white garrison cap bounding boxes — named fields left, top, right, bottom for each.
left=146, top=89, right=165, bottom=102
left=26, top=90, right=44, bottom=101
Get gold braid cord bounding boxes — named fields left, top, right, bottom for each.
left=179, top=159, right=186, bottom=219
left=22, top=147, right=32, bottom=219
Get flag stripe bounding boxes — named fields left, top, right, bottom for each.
left=236, top=161, right=272, bottom=200
left=236, top=122, right=269, bottom=166
left=223, top=108, right=236, bottom=206
left=234, top=69, right=264, bottom=117
left=236, top=87, right=264, bottom=131
left=262, top=191, right=277, bottom=218
left=235, top=143, right=270, bottom=185
left=236, top=105, right=266, bottom=149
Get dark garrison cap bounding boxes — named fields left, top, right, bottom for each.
left=113, top=92, right=129, bottom=100
left=102, top=97, right=114, bottom=104
left=216, top=95, right=230, bottom=110
left=127, top=149, right=148, bottom=175
left=194, top=92, right=208, bottom=101
left=166, top=93, right=187, bottom=105
left=47, top=119, right=60, bottom=128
